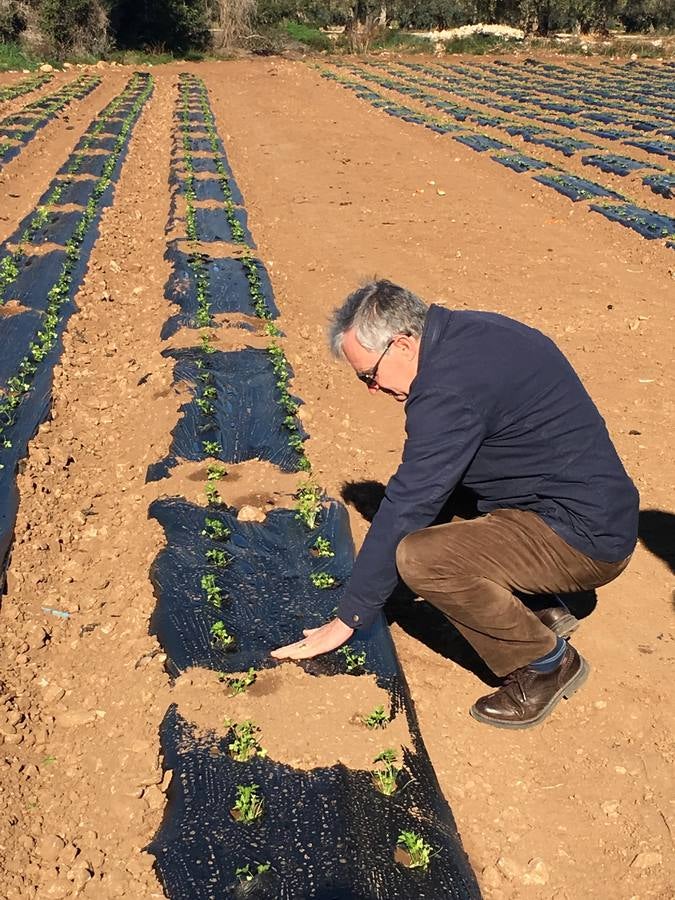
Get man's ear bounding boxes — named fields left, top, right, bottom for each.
left=394, top=333, right=418, bottom=359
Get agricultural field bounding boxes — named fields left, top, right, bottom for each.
left=0, top=55, right=673, bottom=900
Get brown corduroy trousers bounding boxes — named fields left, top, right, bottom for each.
left=395, top=508, right=630, bottom=677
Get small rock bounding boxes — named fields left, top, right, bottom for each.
left=496, top=856, right=522, bottom=881
left=55, top=709, right=96, bottom=728
left=631, top=851, right=662, bottom=870
left=593, top=700, right=607, bottom=709
left=522, top=858, right=549, bottom=886
left=37, top=834, right=65, bottom=862
left=481, top=864, right=502, bottom=888
left=39, top=63, right=54, bottom=73
left=237, top=505, right=266, bottom=523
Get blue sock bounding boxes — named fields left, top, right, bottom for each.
left=529, top=637, right=567, bottom=673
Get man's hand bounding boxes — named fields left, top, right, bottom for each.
left=270, top=617, right=354, bottom=661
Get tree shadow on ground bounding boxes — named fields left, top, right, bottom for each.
left=638, top=509, right=675, bottom=574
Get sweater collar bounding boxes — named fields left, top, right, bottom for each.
left=418, top=304, right=446, bottom=369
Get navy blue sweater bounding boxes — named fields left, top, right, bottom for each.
left=337, top=306, right=639, bottom=630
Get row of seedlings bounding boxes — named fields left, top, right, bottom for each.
left=320, top=66, right=675, bottom=247
left=146, top=74, right=481, bottom=899
left=0, top=72, right=154, bottom=578
left=391, top=59, right=675, bottom=193
left=0, top=73, right=101, bottom=167
left=389, top=61, right=675, bottom=206
left=443, top=58, right=675, bottom=131
left=0, top=71, right=53, bottom=104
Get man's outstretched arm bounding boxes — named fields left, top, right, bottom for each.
left=271, top=388, right=485, bottom=660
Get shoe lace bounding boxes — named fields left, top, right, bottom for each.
left=501, top=667, right=530, bottom=702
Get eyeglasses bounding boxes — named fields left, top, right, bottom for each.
left=356, top=339, right=394, bottom=387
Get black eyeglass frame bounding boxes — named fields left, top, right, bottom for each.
left=356, top=338, right=396, bottom=387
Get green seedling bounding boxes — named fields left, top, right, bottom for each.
left=235, top=862, right=271, bottom=883
left=206, top=547, right=230, bottom=568
left=202, top=574, right=224, bottom=608
left=202, top=439, right=222, bottom=456
left=204, top=481, right=222, bottom=507
left=373, top=749, right=401, bottom=796
left=295, top=482, right=322, bottom=530
left=196, top=397, right=215, bottom=416
left=201, top=517, right=231, bottom=541
left=210, top=620, right=235, bottom=649
left=312, top=536, right=334, bottom=558
left=232, top=784, right=264, bottom=824
left=228, top=721, right=267, bottom=762
left=338, top=646, right=366, bottom=673
left=362, top=705, right=388, bottom=729
left=207, top=463, right=227, bottom=481
left=396, top=831, right=436, bottom=870
left=200, top=333, right=216, bottom=354
left=310, top=572, right=336, bottom=589
left=225, top=667, right=257, bottom=696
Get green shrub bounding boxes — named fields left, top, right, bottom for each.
left=38, top=0, right=111, bottom=57
left=0, top=1, right=26, bottom=44
left=112, top=0, right=211, bottom=54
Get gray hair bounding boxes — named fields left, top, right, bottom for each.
left=328, top=279, right=428, bottom=359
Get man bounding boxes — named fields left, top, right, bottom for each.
left=271, top=280, right=638, bottom=729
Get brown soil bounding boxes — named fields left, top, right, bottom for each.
left=0, top=57, right=673, bottom=900
left=173, top=663, right=410, bottom=770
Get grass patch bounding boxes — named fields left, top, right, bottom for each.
left=107, top=49, right=207, bottom=65
left=283, top=21, right=332, bottom=52
left=0, top=42, right=40, bottom=72
left=372, top=30, right=429, bottom=52
left=441, top=34, right=513, bottom=54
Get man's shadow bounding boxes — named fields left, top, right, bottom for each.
left=341, top=480, right=598, bottom=687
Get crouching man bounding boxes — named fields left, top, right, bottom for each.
left=272, top=280, right=638, bottom=729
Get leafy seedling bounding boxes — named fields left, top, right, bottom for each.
left=372, top=749, right=401, bottom=796
left=231, top=784, right=264, bottom=824
left=211, top=620, right=235, bottom=649
left=362, top=705, right=388, bottom=729
left=224, top=667, right=257, bottom=696
left=295, top=482, right=322, bottom=530
left=206, top=547, right=230, bottom=568
left=207, top=463, right=227, bottom=481
left=396, top=831, right=436, bottom=870
left=202, top=439, right=222, bottom=456
left=228, top=720, right=267, bottom=762
left=312, top=536, right=334, bottom=558
left=202, top=518, right=231, bottom=541
left=338, top=646, right=366, bottom=673
left=204, top=481, right=222, bottom=506
left=202, top=574, right=224, bottom=608
left=235, top=862, right=271, bottom=883
left=310, top=571, right=336, bottom=589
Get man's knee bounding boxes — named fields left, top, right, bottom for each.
left=396, top=530, right=430, bottom=591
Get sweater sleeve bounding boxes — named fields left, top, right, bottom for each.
left=337, top=388, right=486, bottom=630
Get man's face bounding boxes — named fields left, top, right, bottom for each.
left=341, top=329, right=420, bottom=403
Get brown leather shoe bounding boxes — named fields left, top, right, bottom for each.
left=469, top=643, right=589, bottom=729
left=533, top=605, right=580, bottom=638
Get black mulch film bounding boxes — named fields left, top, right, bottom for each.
left=491, top=153, right=550, bottom=174
left=533, top=172, right=624, bottom=203
left=147, top=499, right=481, bottom=899
left=590, top=202, right=675, bottom=239
left=643, top=172, right=675, bottom=200
left=580, top=153, right=647, bottom=176
left=0, top=74, right=152, bottom=583
left=145, top=347, right=306, bottom=481
left=147, top=71, right=482, bottom=900
left=161, top=243, right=278, bottom=339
